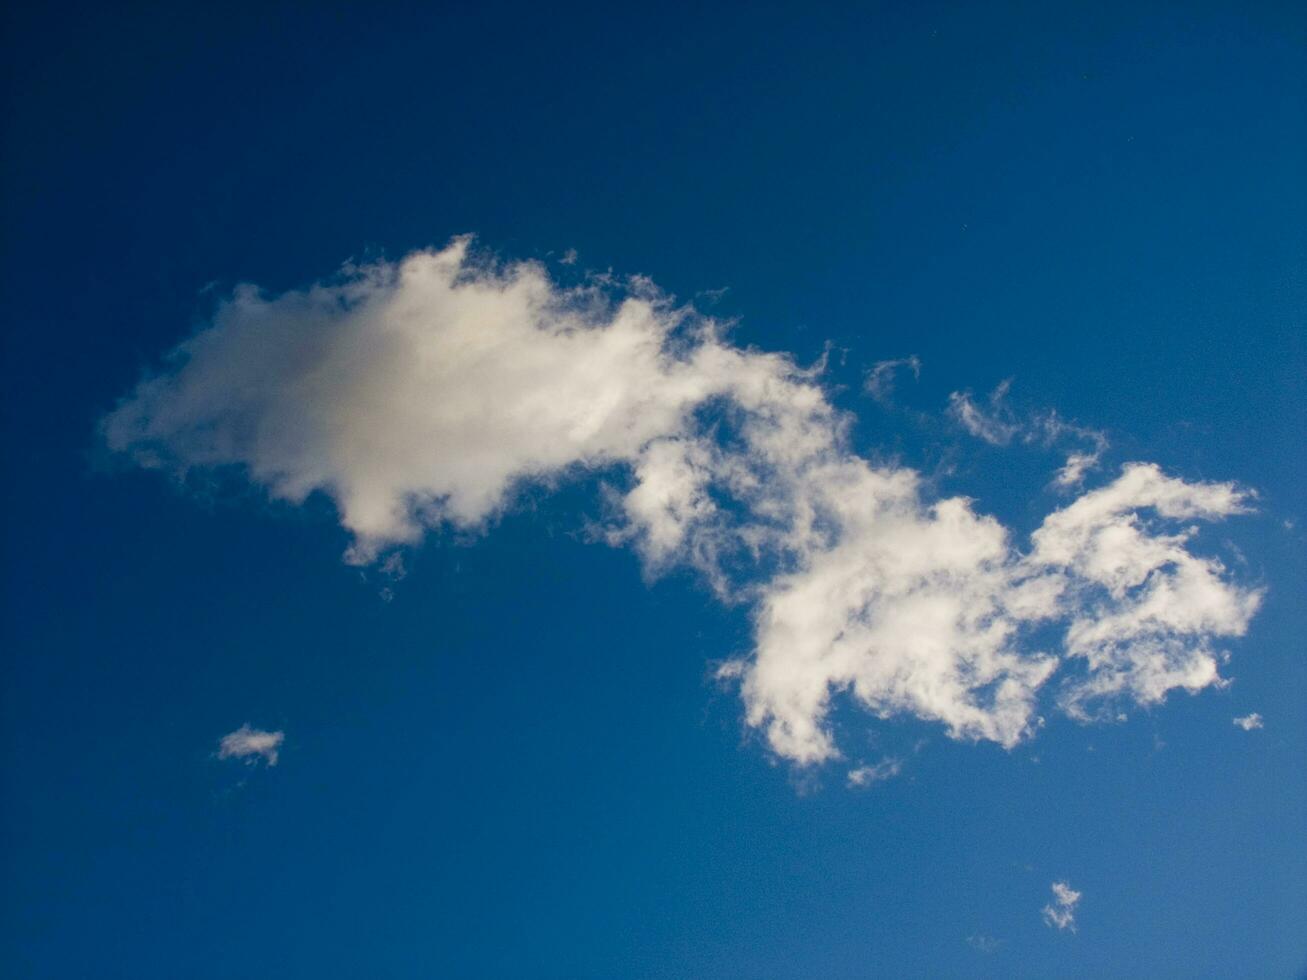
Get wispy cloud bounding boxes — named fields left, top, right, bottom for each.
left=864, top=355, right=920, bottom=404
left=103, top=238, right=1262, bottom=769
left=1233, top=712, right=1264, bottom=731
left=846, top=758, right=903, bottom=788
left=217, top=725, right=284, bottom=766
left=966, top=934, right=1003, bottom=954
left=948, top=381, right=1021, bottom=445
left=948, top=380, right=1109, bottom=487
left=1042, top=880, right=1081, bottom=932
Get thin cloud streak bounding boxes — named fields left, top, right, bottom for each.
left=846, top=758, right=903, bottom=788
left=948, top=380, right=1110, bottom=487
left=864, top=355, right=921, bottom=404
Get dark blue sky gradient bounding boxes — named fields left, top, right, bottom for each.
left=3, top=3, right=1304, bottom=977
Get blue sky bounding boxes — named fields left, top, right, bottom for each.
left=2, top=3, right=1304, bottom=978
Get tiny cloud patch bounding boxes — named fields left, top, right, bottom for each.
left=1042, top=880, right=1082, bottom=932
left=217, top=725, right=285, bottom=766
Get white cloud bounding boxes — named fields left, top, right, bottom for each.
left=104, top=238, right=1262, bottom=769
left=1233, top=712, right=1264, bottom=731
left=846, top=757, right=903, bottom=788
left=733, top=469, right=1060, bottom=762
left=1055, top=451, right=1099, bottom=489
left=1042, top=880, right=1081, bottom=931
left=217, top=724, right=284, bottom=766
left=104, top=239, right=831, bottom=568
left=727, top=461, right=1256, bottom=764
left=1030, top=463, right=1261, bottom=718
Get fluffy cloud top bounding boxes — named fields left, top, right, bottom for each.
left=105, top=239, right=1262, bottom=766
left=1042, top=880, right=1082, bottom=931
left=217, top=724, right=284, bottom=766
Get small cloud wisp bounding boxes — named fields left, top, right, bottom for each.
left=217, top=724, right=285, bottom=766
left=1042, top=880, right=1081, bottom=932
